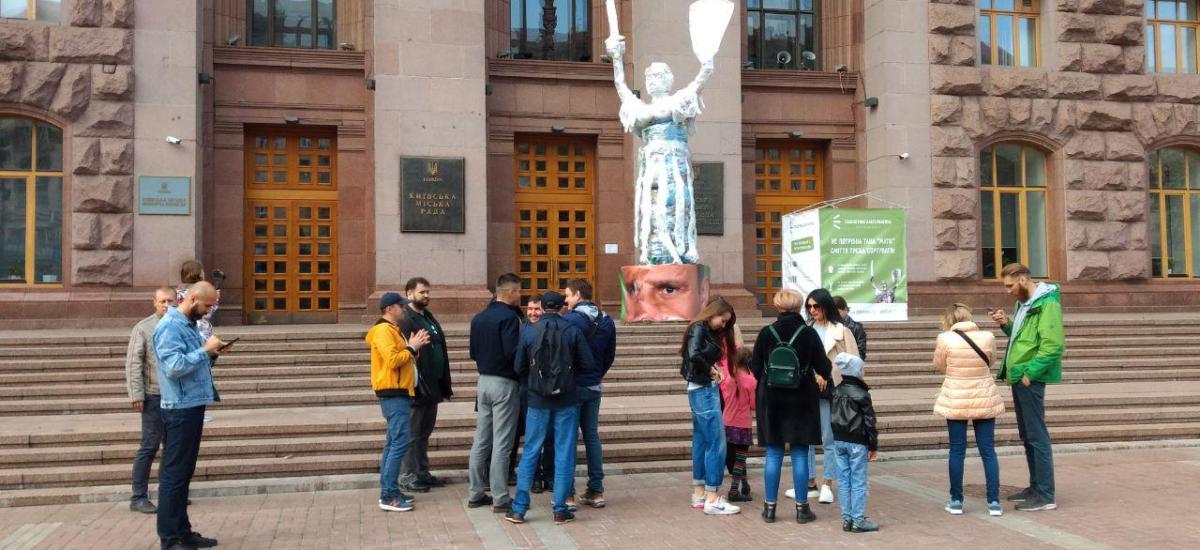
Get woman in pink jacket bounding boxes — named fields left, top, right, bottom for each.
left=933, top=303, right=1005, bottom=517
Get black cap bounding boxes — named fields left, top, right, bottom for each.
left=541, top=291, right=565, bottom=310
left=379, top=292, right=410, bottom=311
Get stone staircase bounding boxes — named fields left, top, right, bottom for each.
left=2, top=315, right=1200, bottom=507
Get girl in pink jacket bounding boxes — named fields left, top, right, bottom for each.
left=721, top=347, right=757, bottom=502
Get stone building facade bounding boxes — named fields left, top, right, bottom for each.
left=920, top=0, right=1200, bottom=308
left=1, top=1, right=1198, bottom=327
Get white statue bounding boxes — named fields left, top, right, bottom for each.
left=605, top=0, right=734, bottom=265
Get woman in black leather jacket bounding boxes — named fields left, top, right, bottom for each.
left=678, top=296, right=741, bottom=515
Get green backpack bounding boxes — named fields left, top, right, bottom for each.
left=766, top=325, right=808, bottom=389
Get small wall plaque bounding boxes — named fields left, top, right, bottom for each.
left=138, top=176, right=191, bottom=215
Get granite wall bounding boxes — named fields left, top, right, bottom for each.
left=927, top=0, right=1200, bottom=281
left=0, top=0, right=136, bottom=285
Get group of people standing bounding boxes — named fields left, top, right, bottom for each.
left=124, top=260, right=1063, bottom=546
left=679, top=262, right=1064, bottom=532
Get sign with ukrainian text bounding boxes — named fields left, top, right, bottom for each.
left=401, top=157, right=465, bottom=233
left=138, top=176, right=191, bottom=215
left=782, top=207, right=908, bottom=321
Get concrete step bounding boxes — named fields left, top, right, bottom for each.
left=5, top=421, right=1200, bottom=491
left=10, top=366, right=1200, bottom=414
left=6, top=405, right=1197, bottom=471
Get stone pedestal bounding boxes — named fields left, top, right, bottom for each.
left=619, top=264, right=710, bottom=323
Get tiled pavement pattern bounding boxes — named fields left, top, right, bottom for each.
left=0, top=446, right=1197, bottom=549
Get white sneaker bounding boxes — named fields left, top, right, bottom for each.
left=807, top=486, right=819, bottom=499
left=703, top=496, right=741, bottom=515
left=690, top=494, right=705, bottom=509
left=818, top=484, right=834, bottom=504
left=784, top=488, right=795, bottom=499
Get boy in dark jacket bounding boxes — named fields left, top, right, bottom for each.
left=561, top=279, right=617, bottom=508
left=830, top=353, right=879, bottom=533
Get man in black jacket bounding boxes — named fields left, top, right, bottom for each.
left=399, top=277, right=452, bottom=493
left=834, top=296, right=868, bottom=361
left=466, top=274, right=525, bottom=512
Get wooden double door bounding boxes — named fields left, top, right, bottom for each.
left=243, top=128, right=338, bottom=324
left=513, top=136, right=596, bottom=305
left=753, top=142, right=825, bottom=307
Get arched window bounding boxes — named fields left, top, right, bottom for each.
left=1148, top=147, right=1200, bottom=278
left=979, top=142, right=1048, bottom=279
left=0, top=117, right=63, bottom=286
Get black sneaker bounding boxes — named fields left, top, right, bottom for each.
left=182, top=531, right=218, bottom=548
left=842, top=519, right=852, bottom=532
left=492, top=500, right=512, bottom=513
left=401, top=480, right=431, bottom=493
left=531, top=479, right=546, bottom=494
left=553, top=511, right=576, bottom=524
left=851, top=518, right=880, bottom=533
left=420, top=474, right=446, bottom=487
left=130, top=499, right=157, bottom=514
left=1015, top=496, right=1057, bottom=512
left=504, top=510, right=526, bottom=524
left=1005, top=487, right=1034, bottom=502
left=467, top=494, right=494, bottom=508
left=727, top=491, right=752, bottom=502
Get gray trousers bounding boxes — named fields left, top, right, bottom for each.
left=399, top=402, right=439, bottom=486
left=467, top=374, right=520, bottom=504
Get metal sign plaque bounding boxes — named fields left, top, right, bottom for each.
left=400, top=157, right=465, bottom=233
left=692, top=162, right=723, bottom=235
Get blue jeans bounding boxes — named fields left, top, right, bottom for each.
left=834, top=441, right=869, bottom=522
left=1012, top=382, right=1054, bottom=502
left=132, top=394, right=164, bottom=502
left=156, top=405, right=205, bottom=546
left=514, top=405, right=579, bottom=515
left=948, top=418, right=1000, bottom=503
left=574, top=387, right=604, bottom=495
left=379, top=396, right=413, bottom=501
left=807, top=398, right=837, bottom=483
left=688, top=384, right=726, bottom=492
left=763, top=444, right=810, bottom=504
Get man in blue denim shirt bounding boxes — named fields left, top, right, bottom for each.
left=153, top=282, right=228, bottom=550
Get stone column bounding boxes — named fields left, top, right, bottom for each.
left=630, top=1, right=747, bottom=289
left=372, top=1, right=491, bottom=315
left=131, top=0, right=202, bottom=285
left=862, top=0, right=935, bottom=282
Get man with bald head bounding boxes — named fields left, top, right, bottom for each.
left=153, top=281, right=228, bottom=550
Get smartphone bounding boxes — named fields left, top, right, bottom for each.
left=217, top=337, right=241, bottom=351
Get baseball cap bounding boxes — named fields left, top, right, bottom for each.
left=540, top=291, right=565, bottom=310
left=379, top=292, right=410, bottom=311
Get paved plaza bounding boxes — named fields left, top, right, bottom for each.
left=1, top=445, right=1196, bottom=550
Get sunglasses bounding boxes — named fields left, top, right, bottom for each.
left=806, top=303, right=819, bottom=310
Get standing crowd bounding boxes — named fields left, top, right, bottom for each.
left=124, top=261, right=1062, bottom=547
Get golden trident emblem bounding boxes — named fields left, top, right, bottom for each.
left=427, top=161, right=439, bottom=177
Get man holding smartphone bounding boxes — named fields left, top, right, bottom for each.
left=989, top=263, right=1064, bottom=513
left=153, top=282, right=227, bottom=550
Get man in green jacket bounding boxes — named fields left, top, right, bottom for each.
left=990, top=263, right=1063, bottom=512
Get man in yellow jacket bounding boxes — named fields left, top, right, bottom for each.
left=367, top=292, right=430, bottom=512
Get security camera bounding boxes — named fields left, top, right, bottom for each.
left=898, top=152, right=910, bottom=160
left=165, top=136, right=182, bottom=145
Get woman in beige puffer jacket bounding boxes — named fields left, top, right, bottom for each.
left=932, top=304, right=1004, bottom=515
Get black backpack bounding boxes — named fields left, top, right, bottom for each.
left=765, top=325, right=809, bottom=389
left=528, top=320, right=575, bottom=398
